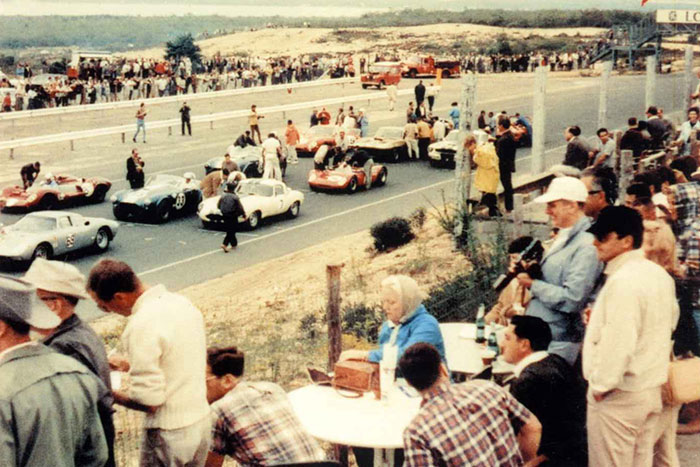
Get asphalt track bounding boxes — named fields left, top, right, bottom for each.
left=0, top=71, right=690, bottom=320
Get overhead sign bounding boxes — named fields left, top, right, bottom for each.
left=657, top=9, right=700, bottom=24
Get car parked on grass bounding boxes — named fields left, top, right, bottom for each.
left=0, top=174, right=112, bottom=213
left=0, top=211, right=118, bottom=265
left=197, top=179, right=304, bottom=230
left=111, top=174, right=202, bottom=223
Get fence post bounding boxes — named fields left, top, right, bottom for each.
left=121, top=132, right=125, bottom=144
left=168, top=126, right=172, bottom=137
left=684, top=46, right=694, bottom=113
left=645, top=55, right=657, bottom=112
left=453, top=72, right=477, bottom=244
left=619, top=150, right=634, bottom=200
left=531, top=65, right=547, bottom=175
left=70, top=140, right=74, bottom=151
left=598, top=61, right=612, bottom=130
left=326, top=263, right=344, bottom=372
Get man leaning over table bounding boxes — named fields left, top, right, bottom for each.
left=203, top=346, right=325, bottom=467
left=87, top=258, right=211, bottom=467
left=583, top=206, right=678, bottom=467
left=400, top=343, right=542, bottom=467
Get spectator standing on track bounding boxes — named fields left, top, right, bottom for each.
left=335, top=107, right=345, bottom=126
left=218, top=182, right=245, bottom=253
left=317, top=107, right=331, bottom=125
left=285, top=120, right=300, bottom=165
left=20, top=161, right=41, bottom=189
left=416, top=117, right=431, bottom=160
left=310, top=109, right=319, bottom=127
left=426, top=83, right=439, bottom=112
left=386, top=84, right=397, bottom=111
left=87, top=259, right=211, bottom=467
left=180, top=101, right=192, bottom=136
left=403, top=117, right=419, bottom=160
left=414, top=80, right=426, bottom=108
left=248, top=105, right=263, bottom=144
left=261, top=133, right=282, bottom=181
left=406, top=102, right=416, bottom=122
left=357, top=109, right=369, bottom=137
left=132, top=102, right=147, bottom=143
left=126, top=148, right=145, bottom=189
left=448, top=102, right=460, bottom=129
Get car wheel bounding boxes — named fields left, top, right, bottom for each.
left=409, top=69, right=417, bottom=79
left=244, top=165, right=261, bottom=179
left=429, top=159, right=439, bottom=168
left=442, top=70, right=451, bottom=78
left=91, top=185, right=108, bottom=203
left=39, top=195, right=57, bottom=210
left=93, top=227, right=111, bottom=252
left=247, top=211, right=261, bottom=230
left=32, top=243, right=52, bottom=260
left=390, top=148, right=401, bottom=163
left=113, top=206, right=128, bottom=221
left=375, top=168, right=388, bottom=187
left=155, top=199, right=172, bottom=223
left=201, top=220, right=214, bottom=230
left=173, top=192, right=187, bottom=211
left=379, top=80, right=385, bottom=89
left=287, top=201, right=300, bottom=218
left=347, top=177, right=358, bottom=194
left=361, top=84, right=368, bottom=89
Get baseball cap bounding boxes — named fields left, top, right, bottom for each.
left=23, top=258, right=88, bottom=300
left=534, top=176, right=588, bottom=203
left=588, top=205, right=643, bottom=241
left=0, top=275, right=61, bottom=329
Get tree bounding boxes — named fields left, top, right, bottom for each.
left=164, top=33, right=202, bottom=67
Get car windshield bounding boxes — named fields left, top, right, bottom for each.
left=309, top=125, right=335, bottom=137
left=375, top=127, right=402, bottom=139
left=12, top=215, right=56, bottom=232
left=146, top=174, right=180, bottom=187
left=237, top=182, right=274, bottom=197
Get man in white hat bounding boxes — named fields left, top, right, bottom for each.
left=0, top=275, right=108, bottom=466
left=516, top=176, right=603, bottom=366
left=24, top=258, right=115, bottom=467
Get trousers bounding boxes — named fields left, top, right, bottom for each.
left=139, top=415, right=210, bottom=467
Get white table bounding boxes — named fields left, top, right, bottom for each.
left=288, top=384, right=421, bottom=466
left=439, top=322, right=514, bottom=376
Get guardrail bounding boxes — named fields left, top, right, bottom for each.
left=0, top=77, right=357, bottom=122
left=1, top=88, right=412, bottom=157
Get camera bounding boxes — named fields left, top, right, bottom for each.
left=492, top=239, right=544, bottom=292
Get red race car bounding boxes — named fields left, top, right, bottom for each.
left=308, top=164, right=387, bottom=193
left=0, top=174, right=112, bottom=213
left=295, top=125, right=360, bottom=157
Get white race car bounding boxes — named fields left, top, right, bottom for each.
left=197, top=179, right=304, bottom=230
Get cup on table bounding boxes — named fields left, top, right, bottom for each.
left=481, top=349, right=497, bottom=367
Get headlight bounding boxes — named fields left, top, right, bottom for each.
left=110, top=195, right=117, bottom=202
left=26, top=194, right=37, bottom=203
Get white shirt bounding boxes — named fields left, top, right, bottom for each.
left=583, top=249, right=678, bottom=393
left=262, top=137, right=281, bottom=159
left=512, top=351, right=549, bottom=378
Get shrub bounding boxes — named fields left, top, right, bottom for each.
left=342, top=303, right=384, bottom=343
left=370, top=217, right=415, bottom=252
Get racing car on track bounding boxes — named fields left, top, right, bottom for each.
left=351, top=126, right=408, bottom=162
left=308, top=163, right=387, bottom=193
left=197, top=179, right=304, bottom=230
left=0, top=211, right=118, bottom=265
left=111, top=174, right=202, bottom=223
left=295, top=125, right=360, bottom=157
left=203, top=145, right=264, bottom=177
left=0, top=174, right=112, bottom=213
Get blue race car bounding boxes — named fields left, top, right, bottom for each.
left=111, top=174, right=202, bottom=223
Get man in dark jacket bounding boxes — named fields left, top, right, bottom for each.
left=502, top=315, right=587, bottom=466
left=496, top=118, right=518, bottom=212
left=219, top=182, right=245, bottom=253
left=645, top=106, right=667, bottom=149
left=414, top=80, right=426, bottom=108
left=20, top=161, right=41, bottom=189
left=126, top=149, right=145, bottom=189
left=179, top=101, right=192, bottom=136
left=563, top=125, right=591, bottom=171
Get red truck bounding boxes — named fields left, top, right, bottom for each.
left=401, top=56, right=460, bottom=79
left=360, top=62, right=402, bottom=89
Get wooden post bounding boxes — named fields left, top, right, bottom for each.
left=168, top=126, right=172, bottom=137
left=453, top=73, right=476, bottom=243
left=614, top=129, right=623, bottom=177
left=121, top=132, right=125, bottom=144
left=9, top=148, right=14, bottom=160
left=326, top=263, right=344, bottom=372
left=598, top=61, right=612, bottom=130
left=531, top=66, right=547, bottom=175
left=619, top=149, right=634, bottom=200
left=645, top=55, right=657, bottom=112
left=684, top=46, right=694, bottom=113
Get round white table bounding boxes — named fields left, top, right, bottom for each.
left=288, top=384, right=422, bottom=466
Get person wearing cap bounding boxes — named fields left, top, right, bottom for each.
left=183, top=171, right=199, bottom=190
left=583, top=206, right=678, bottom=466
left=0, top=275, right=108, bottom=467
left=86, top=259, right=211, bottom=466
left=517, top=176, right=603, bottom=366
left=24, top=258, right=116, bottom=467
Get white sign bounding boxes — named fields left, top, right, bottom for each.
left=657, top=9, right=700, bottom=24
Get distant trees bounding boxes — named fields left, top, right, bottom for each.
left=165, top=33, right=203, bottom=66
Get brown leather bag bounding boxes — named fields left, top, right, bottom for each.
left=333, top=360, right=380, bottom=399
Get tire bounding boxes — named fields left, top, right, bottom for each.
left=247, top=211, right=261, bottom=230
left=429, top=159, right=438, bottom=168
left=32, top=243, right=52, bottom=260
left=379, top=80, right=385, bottom=89
left=201, top=220, right=214, bottom=230
left=91, top=185, right=108, bottom=203
left=287, top=201, right=300, bottom=218
left=375, top=168, right=388, bottom=187
left=244, top=164, right=261, bottom=179
left=93, top=227, right=111, bottom=252
left=409, top=69, right=417, bottom=79
left=346, top=177, right=358, bottom=194
left=390, top=148, right=401, bottom=163
left=155, top=199, right=172, bottom=223
left=361, top=84, right=369, bottom=89
left=441, top=70, right=451, bottom=78
left=39, top=195, right=57, bottom=210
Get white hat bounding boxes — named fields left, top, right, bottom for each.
left=534, top=176, right=588, bottom=203
left=0, top=275, right=60, bottom=329
left=23, top=258, right=88, bottom=300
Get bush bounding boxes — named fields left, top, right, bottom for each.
left=370, top=217, right=415, bottom=252
left=342, top=303, right=384, bottom=343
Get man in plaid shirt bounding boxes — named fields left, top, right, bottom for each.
left=399, top=343, right=542, bottom=467
left=204, top=347, right=325, bottom=466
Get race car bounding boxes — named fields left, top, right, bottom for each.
left=111, top=174, right=203, bottom=223
left=203, top=145, right=264, bottom=176
left=296, top=125, right=359, bottom=157
left=197, top=179, right=304, bottom=230
left=0, top=174, right=112, bottom=213
left=351, top=126, right=408, bottom=162
left=0, top=211, right=118, bottom=265
left=428, top=129, right=488, bottom=168
left=308, top=163, right=387, bottom=193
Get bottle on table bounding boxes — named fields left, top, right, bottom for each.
left=487, top=323, right=499, bottom=356
left=475, top=303, right=486, bottom=344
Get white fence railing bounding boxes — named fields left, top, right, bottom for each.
left=1, top=88, right=412, bottom=156
left=0, top=77, right=357, bottom=122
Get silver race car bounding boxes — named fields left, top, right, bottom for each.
left=0, top=211, right=119, bottom=264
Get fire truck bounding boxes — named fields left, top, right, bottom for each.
left=401, top=56, right=460, bottom=79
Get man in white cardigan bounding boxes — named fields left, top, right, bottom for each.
left=87, top=259, right=211, bottom=467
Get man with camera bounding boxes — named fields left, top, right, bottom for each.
left=516, top=176, right=603, bottom=366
